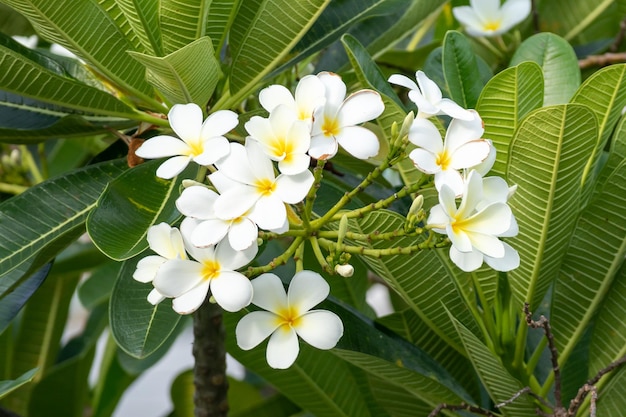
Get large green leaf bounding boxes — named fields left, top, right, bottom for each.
left=0, top=159, right=127, bottom=281
left=160, top=0, right=211, bottom=54
left=129, top=37, right=221, bottom=107
left=0, top=33, right=140, bottom=119
left=0, top=0, right=157, bottom=105
left=351, top=209, right=479, bottom=355
left=551, top=160, right=626, bottom=372
left=0, top=4, right=34, bottom=36
left=450, top=314, right=537, bottom=417
left=87, top=160, right=188, bottom=261
left=115, top=0, right=163, bottom=56
left=205, top=0, right=241, bottom=56
left=221, top=0, right=329, bottom=109
left=538, top=0, right=614, bottom=41
left=442, top=30, right=483, bottom=109
left=506, top=104, right=598, bottom=309
left=109, top=254, right=181, bottom=358
left=510, top=33, right=580, bottom=106
left=476, top=62, right=544, bottom=178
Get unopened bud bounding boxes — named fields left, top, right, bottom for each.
left=398, top=111, right=415, bottom=142
left=182, top=179, right=205, bottom=188
left=408, top=195, right=423, bottom=217
left=335, top=264, right=354, bottom=277
left=337, top=214, right=349, bottom=247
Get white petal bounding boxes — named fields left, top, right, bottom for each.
left=236, top=311, right=281, bottom=350
left=339, top=90, right=384, bottom=126
left=287, top=270, right=330, bottom=315
left=434, top=169, right=464, bottom=196
left=172, top=281, right=210, bottom=314
left=155, top=155, right=191, bottom=179
left=481, top=176, right=510, bottom=204
left=484, top=241, right=520, bottom=271
left=308, top=134, right=338, bottom=160
left=408, top=118, right=443, bottom=151
left=470, top=0, right=501, bottom=22
left=153, top=259, right=204, bottom=297
left=191, top=219, right=229, bottom=247
left=408, top=90, right=440, bottom=117
left=466, top=232, right=505, bottom=258
left=387, top=74, right=418, bottom=91
left=228, top=219, right=258, bottom=251
left=452, top=6, right=484, bottom=34
left=450, top=140, right=492, bottom=170
left=249, top=196, right=286, bottom=231
left=208, top=171, right=241, bottom=194
left=259, top=84, right=295, bottom=113
left=294, top=75, right=326, bottom=120
left=437, top=99, right=474, bottom=120
left=135, top=136, right=191, bottom=159
left=214, top=185, right=260, bottom=219
left=169, top=103, right=203, bottom=143
left=426, top=204, right=450, bottom=231
left=447, top=226, right=474, bottom=253
left=450, top=245, right=484, bottom=272
left=215, top=238, right=258, bottom=270
left=245, top=139, right=276, bottom=181
left=200, top=110, right=239, bottom=139
left=275, top=170, right=314, bottom=204
left=278, top=153, right=311, bottom=175
left=210, top=271, right=253, bottom=312
left=444, top=112, right=484, bottom=154
left=193, top=136, right=231, bottom=166
left=296, top=310, right=343, bottom=349
left=245, top=116, right=274, bottom=143
left=415, top=70, right=443, bottom=104
left=176, top=186, right=218, bottom=219
left=215, top=142, right=257, bottom=185
left=472, top=141, right=497, bottom=175
left=318, top=72, right=346, bottom=109
left=266, top=326, right=300, bottom=369
left=251, top=273, right=288, bottom=313
left=133, top=255, right=165, bottom=283
left=147, top=223, right=185, bottom=259
left=409, top=148, right=440, bottom=174
left=336, top=126, right=380, bottom=160
left=147, top=288, right=165, bottom=305
left=499, top=0, right=531, bottom=31
left=464, top=203, right=513, bottom=236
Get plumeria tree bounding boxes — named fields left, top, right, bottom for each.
left=1, top=1, right=626, bottom=417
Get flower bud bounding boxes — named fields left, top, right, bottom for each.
left=335, top=264, right=354, bottom=277
left=337, top=214, right=349, bottom=248
left=408, top=195, right=423, bottom=217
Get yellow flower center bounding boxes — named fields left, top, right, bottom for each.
left=255, top=178, right=276, bottom=196
left=436, top=150, right=452, bottom=171
left=201, top=260, right=220, bottom=281
left=269, top=136, right=294, bottom=161
left=275, top=305, right=302, bottom=330
left=321, top=116, right=340, bottom=137
left=185, top=138, right=204, bottom=157
left=483, top=20, right=501, bottom=32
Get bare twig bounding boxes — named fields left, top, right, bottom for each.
left=578, top=52, right=626, bottom=69
left=427, top=402, right=497, bottom=417
left=567, top=355, right=626, bottom=416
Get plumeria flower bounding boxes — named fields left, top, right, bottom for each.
left=236, top=271, right=344, bottom=369
left=452, top=0, right=531, bottom=37
left=309, top=72, right=385, bottom=160
left=152, top=238, right=257, bottom=314
left=245, top=104, right=311, bottom=175
left=133, top=223, right=187, bottom=305
left=427, top=170, right=519, bottom=272
left=176, top=185, right=259, bottom=251
left=258, top=75, right=326, bottom=125
left=135, top=103, right=237, bottom=179
left=210, top=139, right=314, bottom=232
left=388, top=70, right=474, bottom=120
left=408, top=111, right=491, bottom=196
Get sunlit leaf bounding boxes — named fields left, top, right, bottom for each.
left=115, top=0, right=163, bottom=56
left=442, top=30, right=483, bottom=109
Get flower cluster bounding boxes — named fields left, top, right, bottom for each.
left=389, top=71, right=519, bottom=272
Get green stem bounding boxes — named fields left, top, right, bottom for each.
left=294, top=241, right=305, bottom=272
left=317, top=227, right=420, bottom=242
left=476, top=36, right=505, bottom=59
left=0, top=182, right=28, bottom=194
left=309, top=236, right=331, bottom=273
left=470, top=272, right=500, bottom=353
left=19, top=145, right=44, bottom=184
left=526, top=337, right=548, bottom=377
left=304, top=159, right=326, bottom=223
left=37, top=143, right=48, bottom=180
left=245, top=237, right=304, bottom=277
left=132, top=110, right=170, bottom=128
left=316, top=236, right=436, bottom=257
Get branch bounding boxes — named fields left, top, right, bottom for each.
left=428, top=402, right=497, bottom=417
left=578, top=52, right=626, bottom=69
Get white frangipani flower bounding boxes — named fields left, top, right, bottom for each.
left=245, top=104, right=311, bottom=175
left=176, top=186, right=259, bottom=251
left=153, top=239, right=257, bottom=314
left=258, top=75, right=326, bottom=125
left=408, top=111, right=491, bottom=196
left=427, top=170, right=519, bottom=272
left=132, top=223, right=187, bottom=305
left=309, top=72, right=385, bottom=160
left=211, top=140, right=314, bottom=232
left=235, top=271, right=344, bottom=369
left=388, top=70, right=474, bottom=120
left=452, top=0, right=531, bottom=37
left=135, top=103, right=237, bottom=179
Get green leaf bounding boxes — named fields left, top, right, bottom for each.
left=129, top=37, right=220, bottom=107
left=506, top=104, right=598, bottom=308
left=0, top=33, right=139, bottom=119
left=0, top=4, right=34, bottom=36
left=350, top=210, right=479, bottom=355
left=115, top=0, right=163, bottom=56
left=222, top=0, right=329, bottom=109
left=0, top=368, right=37, bottom=400
left=160, top=0, right=211, bottom=54
left=442, top=30, right=483, bottom=109
left=551, top=160, right=626, bottom=369
left=0, top=159, right=127, bottom=281
left=206, top=1, right=241, bottom=56
left=538, top=0, right=614, bottom=41
left=87, top=160, right=187, bottom=261
left=510, top=33, right=580, bottom=106
left=476, top=61, right=544, bottom=178
left=0, top=0, right=157, bottom=105
left=109, top=254, right=181, bottom=358
left=0, top=263, right=51, bottom=334
left=77, top=261, right=120, bottom=309
left=450, top=313, right=537, bottom=417
left=594, top=364, right=626, bottom=417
